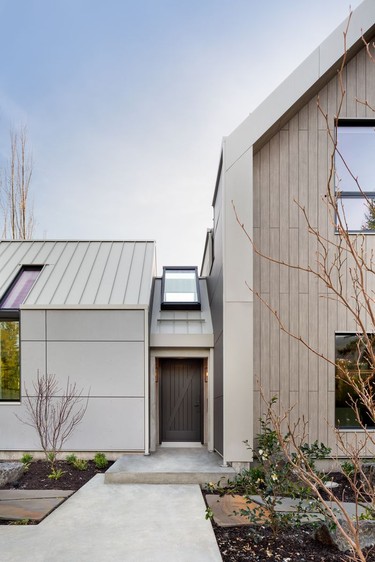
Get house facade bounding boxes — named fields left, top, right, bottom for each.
left=202, top=0, right=375, bottom=463
left=0, top=241, right=215, bottom=457
left=1, top=1, right=375, bottom=465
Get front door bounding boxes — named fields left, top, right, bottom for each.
left=160, top=358, right=202, bottom=442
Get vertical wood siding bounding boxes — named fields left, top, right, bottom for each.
left=253, top=42, right=375, bottom=451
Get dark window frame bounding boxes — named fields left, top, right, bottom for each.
left=0, top=265, right=43, bottom=310
left=0, top=314, right=20, bottom=402
left=161, top=266, right=201, bottom=310
left=0, top=265, right=42, bottom=403
left=336, top=119, right=375, bottom=233
left=335, top=332, right=375, bottom=429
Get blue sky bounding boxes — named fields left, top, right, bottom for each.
left=0, top=0, right=363, bottom=272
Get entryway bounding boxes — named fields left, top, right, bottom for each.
left=160, top=358, right=203, bottom=444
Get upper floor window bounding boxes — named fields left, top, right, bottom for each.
left=161, top=267, right=201, bottom=310
left=336, top=120, right=375, bottom=232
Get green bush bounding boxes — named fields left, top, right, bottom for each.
left=66, top=453, right=78, bottom=465
left=20, top=453, right=33, bottom=465
left=94, top=452, right=108, bottom=469
left=72, top=458, right=88, bottom=471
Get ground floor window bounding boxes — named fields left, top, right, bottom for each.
left=335, top=333, right=375, bottom=428
left=0, top=320, right=20, bottom=401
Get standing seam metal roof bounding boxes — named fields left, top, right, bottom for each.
left=0, top=240, right=156, bottom=307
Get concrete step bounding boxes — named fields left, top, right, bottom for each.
left=104, top=448, right=236, bottom=485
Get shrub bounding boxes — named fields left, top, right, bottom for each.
left=94, top=452, right=108, bottom=469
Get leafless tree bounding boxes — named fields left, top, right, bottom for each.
left=1, top=125, right=34, bottom=239
left=16, top=372, right=89, bottom=469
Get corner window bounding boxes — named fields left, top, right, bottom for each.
left=0, top=266, right=42, bottom=402
left=335, top=333, right=375, bottom=428
left=161, top=267, right=201, bottom=310
left=336, top=121, right=375, bottom=232
left=0, top=320, right=20, bottom=401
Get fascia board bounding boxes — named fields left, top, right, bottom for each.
left=225, top=0, right=375, bottom=171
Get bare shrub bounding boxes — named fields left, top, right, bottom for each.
left=17, top=372, right=89, bottom=469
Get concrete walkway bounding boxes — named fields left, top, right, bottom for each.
left=0, top=475, right=222, bottom=562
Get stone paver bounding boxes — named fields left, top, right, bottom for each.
left=206, top=494, right=270, bottom=526
left=0, top=489, right=74, bottom=521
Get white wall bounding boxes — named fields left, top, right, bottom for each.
left=0, top=308, right=147, bottom=452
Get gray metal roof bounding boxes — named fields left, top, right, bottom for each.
left=150, top=278, right=213, bottom=348
left=0, top=240, right=156, bottom=307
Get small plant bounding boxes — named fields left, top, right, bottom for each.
left=94, top=452, right=108, bottom=469
left=21, top=453, right=33, bottom=465
left=20, top=453, right=33, bottom=470
left=342, top=460, right=355, bottom=478
left=72, top=458, right=88, bottom=471
left=205, top=506, right=214, bottom=520
left=66, top=453, right=78, bottom=465
left=359, top=508, right=375, bottom=521
left=48, top=468, right=64, bottom=480
left=10, top=519, right=30, bottom=525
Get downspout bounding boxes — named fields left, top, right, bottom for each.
left=144, top=306, right=150, bottom=455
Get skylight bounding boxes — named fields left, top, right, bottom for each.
left=0, top=267, right=42, bottom=309
left=161, top=267, right=201, bottom=310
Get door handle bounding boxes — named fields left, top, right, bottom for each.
left=194, top=403, right=200, bottom=408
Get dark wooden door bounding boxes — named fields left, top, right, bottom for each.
left=160, top=359, right=202, bottom=442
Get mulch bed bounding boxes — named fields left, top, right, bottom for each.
left=0, top=459, right=113, bottom=526
left=2, top=460, right=113, bottom=491
left=3, top=464, right=375, bottom=560
left=206, top=472, right=375, bottom=561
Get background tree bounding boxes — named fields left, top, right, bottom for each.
left=1, top=125, right=34, bottom=239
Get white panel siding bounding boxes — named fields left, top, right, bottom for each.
left=0, top=398, right=145, bottom=451
left=46, top=310, right=144, bottom=341
left=21, top=310, right=46, bottom=341
left=47, top=341, right=145, bottom=396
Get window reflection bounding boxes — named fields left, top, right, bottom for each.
left=335, top=333, right=375, bottom=428
left=0, top=320, right=20, bottom=401
left=161, top=267, right=201, bottom=310
left=336, top=123, right=375, bottom=233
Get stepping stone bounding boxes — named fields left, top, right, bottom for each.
left=0, top=489, right=74, bottom=521
left=205, top=494, right=270, bottom=527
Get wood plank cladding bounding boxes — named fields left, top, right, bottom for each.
left=252, top=41, right=375, bottom=452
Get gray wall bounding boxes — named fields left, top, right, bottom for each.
left=208, top=171, right=224, bottom=455
left=252, top=40, right=375, bottom=450
left=0, top=309, right=146, bottom=452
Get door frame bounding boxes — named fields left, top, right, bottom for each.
left=149, top=348, right=214, bottom=451
left=159, top=358, right=204, bottom=444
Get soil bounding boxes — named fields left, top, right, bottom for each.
left=1, top=459, right=113, bottom=491
left=207, top=472, right=375, bottom=561
left=2, top=464, right=375, bottom=560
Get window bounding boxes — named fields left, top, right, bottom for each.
left=0, top=267, right=41, bottom=309
left=336, top=120, right=375, bottom=231
left=335, top=333, right=375, bottom=428
left=161, top=267, right=201, bottom=310
left=0, top=320, right=20, bottom=401
left=0, top=266, right=42, bottom=402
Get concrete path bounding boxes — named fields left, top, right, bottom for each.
left=0, top=475, right=222, bottom=562
left=106, top=447, right=235, bottom=484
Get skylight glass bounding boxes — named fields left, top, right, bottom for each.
left=1, top=267, right=42, bottom=309
left=161, top=267, right=201, bottom=310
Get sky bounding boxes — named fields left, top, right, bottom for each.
left=0, top=0, right=364, bottom=273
